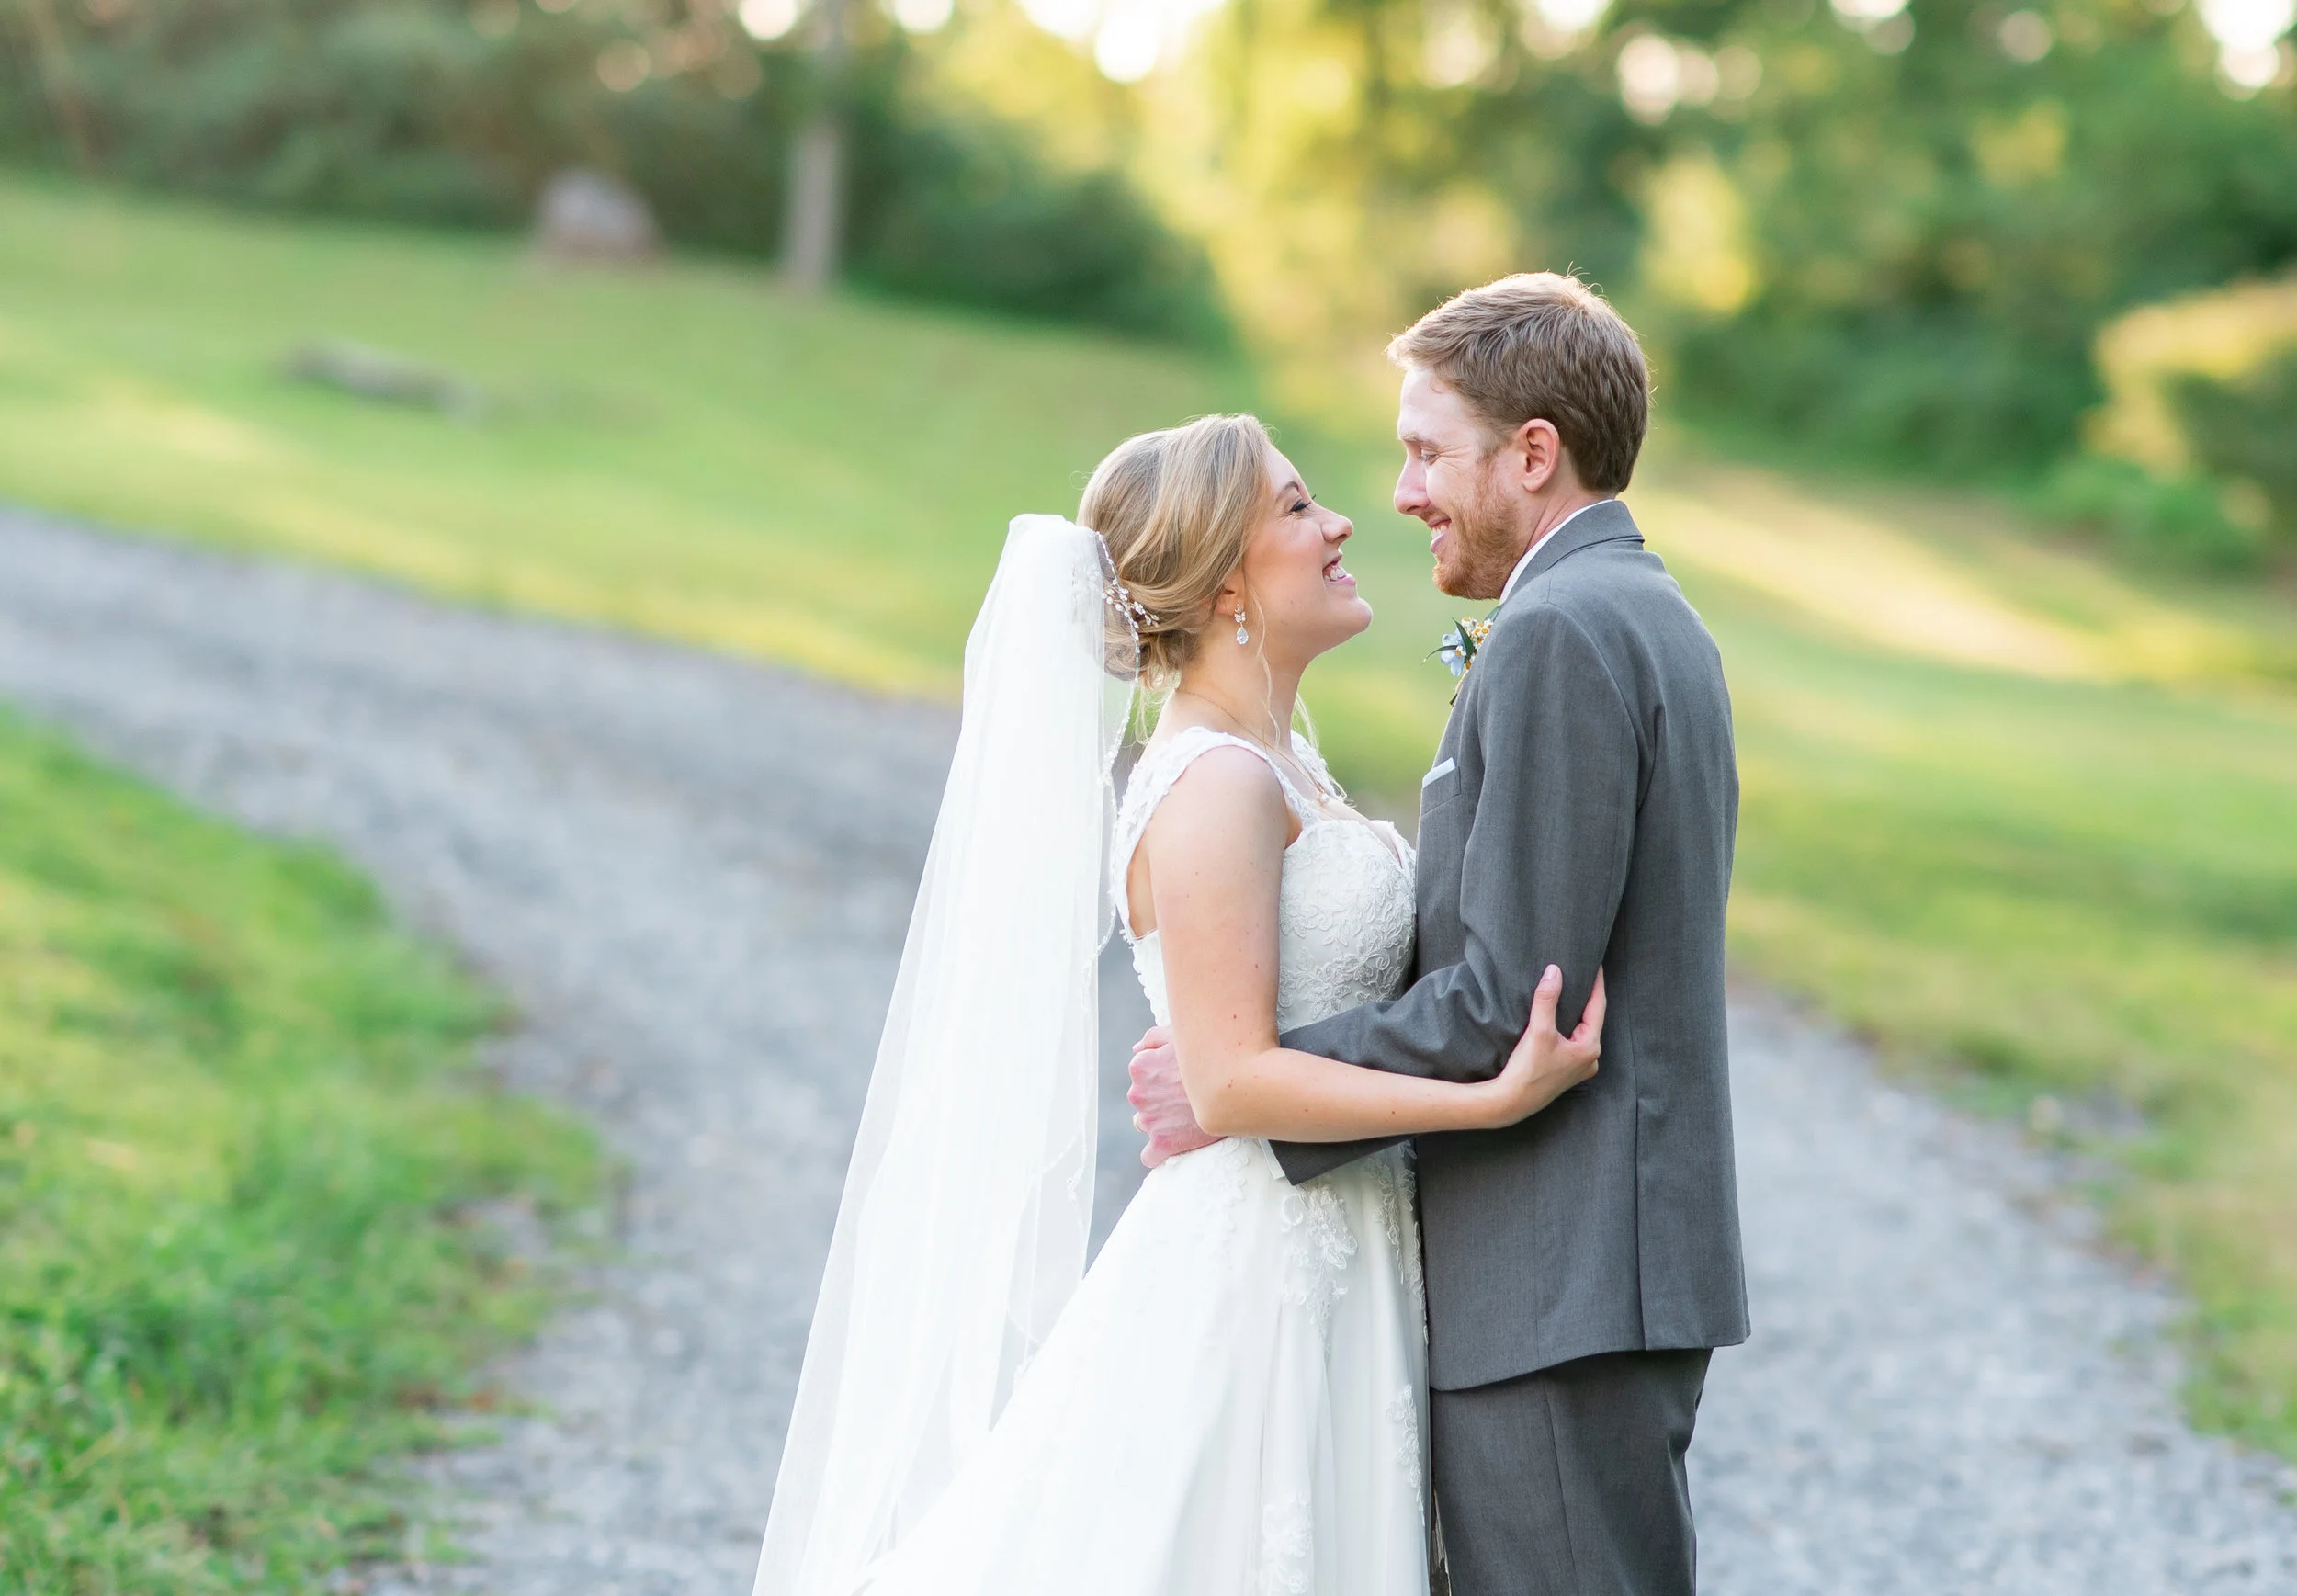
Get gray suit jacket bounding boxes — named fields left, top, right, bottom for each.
left=1277, top=500, right=1748, bottom=1391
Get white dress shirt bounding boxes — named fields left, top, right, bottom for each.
left=1499, top=499, right=1614, bottom=606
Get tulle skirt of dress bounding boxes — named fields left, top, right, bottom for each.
left=858, top=1135, right=1431, bottom=1596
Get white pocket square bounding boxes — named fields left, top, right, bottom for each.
left=1420, top=758, right=1456, bottom=787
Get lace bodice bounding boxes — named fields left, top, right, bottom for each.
left=1114, top=727, right=1416, bottom=1032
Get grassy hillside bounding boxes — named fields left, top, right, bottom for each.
left=0, top=707, right=599, bottom=1591
left=2, top=175, right=2294, bottom=1455
left=0, top=178, right=1238, bottom=696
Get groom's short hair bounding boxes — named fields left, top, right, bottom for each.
left=1388, top=273, right=1649, bottom=493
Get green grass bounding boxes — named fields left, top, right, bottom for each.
left=0, top=706, right=600, bottom=1592
left=2, top=175, right=2294, bottom=1456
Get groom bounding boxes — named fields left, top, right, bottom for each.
left=1129, top=273, right=1747, bottom=1595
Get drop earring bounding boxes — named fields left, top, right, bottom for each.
left=1233, top=605, right=1250, bottom=646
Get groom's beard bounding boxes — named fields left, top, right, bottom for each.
left=1432, top=467, right=1527, bottom=601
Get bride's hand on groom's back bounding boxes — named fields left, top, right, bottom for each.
left=1127, top=1026, right=1221, bottom=1168
left=1480, top=967, right=1605, bottom=1129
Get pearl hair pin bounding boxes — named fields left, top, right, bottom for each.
left=1104, top=574, right=1160, bottom=631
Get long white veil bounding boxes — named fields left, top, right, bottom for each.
left=754, top=515, right=1137, bottom=1596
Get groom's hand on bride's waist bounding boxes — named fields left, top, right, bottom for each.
left=1127, top=1026, right=1218, bottom=1168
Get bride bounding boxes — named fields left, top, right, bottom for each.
left=754, top=413, right=1604, bottom=1596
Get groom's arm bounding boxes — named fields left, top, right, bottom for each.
left=1273, top=601, right=1639, bottom=1182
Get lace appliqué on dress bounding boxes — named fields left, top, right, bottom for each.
left=1276, top=1176, right=1358, bottom=1339
left=1386, top=1385, right=1426, bottom=1522
left=1259, top=1491, right=1314, bottom=1596
left=1194, top=1138, right=1255, bottom=1243
left=1370, top=1157, right=1428, bottom=1332
left=1273, top=825, right=1414, bottom=1036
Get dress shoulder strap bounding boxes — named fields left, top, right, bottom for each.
left=1286, top=730, right=1345, bottom=803
left=1111, top=726, right=1317, bottom=940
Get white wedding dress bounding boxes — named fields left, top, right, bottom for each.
left=858, top=725, right=1432, bottom=1596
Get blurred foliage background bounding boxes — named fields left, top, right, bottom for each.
left=2, top=0, right=2295, bottom=1582
left=6, top=0, right=2293, bottom=547
left=0, top=0, right=1228, bottom=338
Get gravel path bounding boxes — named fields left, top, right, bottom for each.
left=3, top=506, right=2293, bottom=1595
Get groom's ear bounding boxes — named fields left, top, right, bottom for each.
left=1509, top=417, right=1569, bottom=496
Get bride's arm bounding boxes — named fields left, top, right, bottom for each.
left=1140, top=748, right=1601, bottom=1143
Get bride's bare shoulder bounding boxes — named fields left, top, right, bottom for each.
left=1140, top=738, right=1288, bottom=844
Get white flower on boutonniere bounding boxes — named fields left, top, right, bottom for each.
left=1430, top=616, right=1493, bottom=701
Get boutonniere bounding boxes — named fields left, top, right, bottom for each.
left=1429, top=616, right=1493, bottom=702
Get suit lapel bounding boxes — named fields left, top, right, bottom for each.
left=1424, top=500, right=1642, bottom=909
left=1421, top=501, right=1641, bottom=896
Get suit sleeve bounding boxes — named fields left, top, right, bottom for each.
left=1273, top=602, right=1640, bottom=1182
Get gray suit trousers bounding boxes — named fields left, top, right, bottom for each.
left=1434, top=1349, right=1710, bottom=1596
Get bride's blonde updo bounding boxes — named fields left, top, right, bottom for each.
left=1080, top=413, right=1272, bottom=686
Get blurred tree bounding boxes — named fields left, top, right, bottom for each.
left=1666, top=0, right=2297, bottom=472
left=1135, top=0, right=1658, bottom=420
left=2060, top=273, right=2297, bottom=561
left=1126, top=0, right=2297, bottom=469
left=2176, top=349, right=2297, bottom=538
left=12, top=0, right=96, bottom=172
left=784, top=0, right=849, bottom=290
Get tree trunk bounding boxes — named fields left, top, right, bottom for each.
left=17, top=0, right=96, bottom=174
left=781, top=0, right=849, bottom=293
left=782, top=117, right=845, bottom=292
